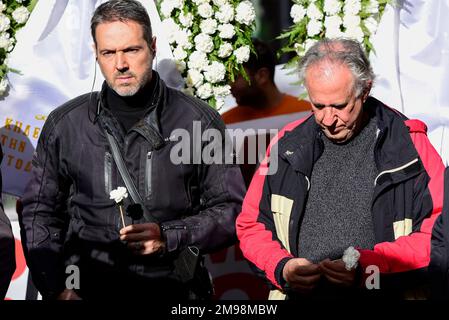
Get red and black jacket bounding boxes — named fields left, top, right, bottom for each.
left=237, top=97, right=445, bottom=294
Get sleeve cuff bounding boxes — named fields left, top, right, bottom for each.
left=160, top=221, right=189, bottom=253
left=274, top=256, right=293, bottom=290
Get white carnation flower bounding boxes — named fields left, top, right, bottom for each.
left=364, top=17, right=378, bottom=35
left=200, top=18, right=218, bottom=35
left=304, top=38, right=317, bottom=52
left=294, top=42, right=304, bottom=55
left=235, top=1, right=256, bottom=25
left=194, top=33, right=214, bottom=53
left=344, top=0, right=362, bottom=15
left=218, top=42, right=233, bottom=58
left=213, top=84, right=231, bottom=97
left=307, top=19, right=322, bottom=37
left=175, top=60, right=186, bottom=73
left=0, top=31, right=10, bottom=49
left=323, top=0, right=342, bottom=16
left=0, top=78, right=8, bottom=95
left=193, top=0, right=208, bottom=5
left=160, top=0, right=175, bottom=17
left=173, top=46, right=188, bottom=60
left=187, top=69, right=204, bottom=88
left=290, top=4, right=306, bottom=24
left=0, top=14, right=10, bottom=32
left=218, top=23, right=235, bottom=39
left=342, top=246, right=361, bottom=271
left=204, top=61, right=226, bottom=84
left=197, top=83, right=213, bottom=99
left=7, top=37, right=14, bottom=52
left=109, top=187, right=128, bottom=204
left=171, top=0, right=184, bottom=9
left=343, top=14, right=361, bottom=29
left=179, top=12, right=194, bottom=28
left=0, top=2, right=6, bottom=13
left=324, top=15, right=343, bottom=38
left=234, top=45, right=250, bottom=63
left=188, top=51, right=209, bottom=71
left=344, top=26, right=365, bottom=42
left=213, top=0, right=228, bottom=6
left=215, top=3, right=234, bottom=24
left=175, top=29, right=192, bottom=50
left=198, top=3, right=214, bottom=18
left=307, top=3, right=323, bottom=21
left=365, top=0, right=379, bottom=14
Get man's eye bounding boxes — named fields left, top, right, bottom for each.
left=102, top=51, right=114, bottom=57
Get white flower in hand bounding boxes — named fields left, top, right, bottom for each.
left=342, top=246, right=361, bottom=271
left=110, top=187, right=128, bottom=204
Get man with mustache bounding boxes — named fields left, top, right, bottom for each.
left=20, top=0, right=245, bottom=300
left=237, top=38, right=445, bottom=299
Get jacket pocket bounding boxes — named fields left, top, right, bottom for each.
left=145, top=151, right=152, bottom=198
left=104, top=151, right=113, bottom=195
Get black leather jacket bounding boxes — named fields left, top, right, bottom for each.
left=20, top=72, right=245, bottom=298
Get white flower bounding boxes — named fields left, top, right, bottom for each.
left=294, top=42, right=304, bottom=55
left=198, top=3, right=214, bottom=18
left=171, top=0, right=184, bottom=9
left=194, top=33, right=214, bottom=53
left=0, top=78, right=8, bottom=95
left=304, top=38, right=317, bottom=52
left=109, top=187, right=128, bottom=204
left=200, top=18, right=218, bottom=35
left=187, top=69, right=204, bottom=88
left=343, top=14, right=361, bottom=29
left=323, top=0, right=342, bottom=16
left=7, top=37, right=14, bottom=52
left=324, top=15, right=343, bottom=38
left=235, top=1, right=256, bottom=26
left=213, top=84, right=231, bottom=97
left=204, top=61, right=226, bottom=84
left=197, top=83, right=213, bottom=99
left=0, top=31, right=10, bottom=49
left=307, top=3, right=323, bottom=21
left=179, top=12, right=194, bottom=28
left=188, top=51, right=209, bottom=71
left=364, top=17, right=378, bottom=35
left=215, top=3, right=234, bottom=24
left=0, top=14, right=10, bottom=32
left=344, top=25, right=365, bottom=42
left=175, top=29, right=192, bottom=50
left=218, top=42, right=233, bottom=58
left=175, top=60, right=186, bottom=73
left=290, top=4, right=306, bottom=24
left=342, top=246, right=361, bottom=271
left=173, top=46, right=188, bottom=60
left=307, top=19, right=322, bottom=37
left=234, top=45, right=250, bottom=63
left=183, top=87, right=195, bottom=96
left=218, top=23, right=235, bottom=39
left=213, top=0, right=228, bottom=6
left=162, top=18, right=180, bottom=44
left=0, top=2, right=6, bottom=13
left=193, top=0, right=208, bottom=5
left=365, top=0, right=379, bottom=14
left=344, top=0, right=362, bottom=15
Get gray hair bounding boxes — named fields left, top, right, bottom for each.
left=91, top=0, right=153, bottom=48
left=298, top=38, right=375, bottom=97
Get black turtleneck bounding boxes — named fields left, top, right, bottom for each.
left=105, top=76, right=156, bottom=133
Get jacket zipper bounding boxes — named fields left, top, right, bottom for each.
left=374, top=158, right=419, bottom=186
left=104, top=151, right=113, bottom=195
left=145, top=151, right=152, bottom=198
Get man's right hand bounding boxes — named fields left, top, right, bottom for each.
left=282, top=258, right=322, bottom=291
left=57, top=289, right=82, bottom=300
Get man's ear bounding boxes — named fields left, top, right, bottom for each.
left=255, top=67, right=270, bottom=85
left=151, top=36, right=157, bottom=55
left=362, top=81, right=373, bottom=102
left=92, top=43, right=98, bottom=60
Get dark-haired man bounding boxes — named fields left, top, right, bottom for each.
left=20, top=0, right=245, bottom=300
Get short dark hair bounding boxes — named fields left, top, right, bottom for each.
left=244, top=39, right=277, bottom=82
left=91, top=0, right=153, bottom=47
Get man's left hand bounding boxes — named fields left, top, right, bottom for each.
left=319, top=259, right=357, bottom=287
left=120, top=223, right=165, bottom=255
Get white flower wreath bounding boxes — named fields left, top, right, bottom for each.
left=158, top=0, right=256, bottom=109
left=0, top=0, right=35, bottom=96
left=279, top=0, right=391, bottom=70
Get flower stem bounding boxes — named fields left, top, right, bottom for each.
left=119, top=205, right=126, bottom=228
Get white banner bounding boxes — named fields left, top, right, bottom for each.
left=370, top=1, right=449, bottom=165
left=0, top=0, right=176, bottom=197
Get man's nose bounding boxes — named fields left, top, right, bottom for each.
left=322, top=107, right=336, bottom=126
left=115, top=52, right=128, bottom=72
